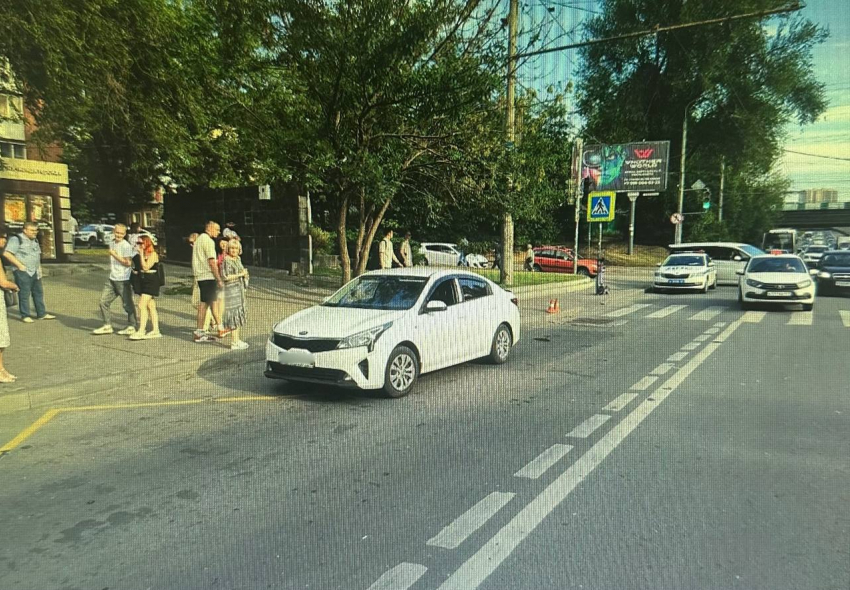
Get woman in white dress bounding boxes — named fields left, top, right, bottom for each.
left=0, top=261, right=20, bottom=382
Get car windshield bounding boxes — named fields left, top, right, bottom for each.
left=664, top=255, right=704, bottom=267
left=81, top=225, right=98, bottom=231
left=748, top=258, right=806, bottom=273
left=740, top=244, right=766, bottom=256
left=821, top=253, right=850, bottom=266
left=323, top=275, right=429, bottom=310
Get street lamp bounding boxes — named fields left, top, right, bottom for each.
left=675, top=97, right=702, bottom=244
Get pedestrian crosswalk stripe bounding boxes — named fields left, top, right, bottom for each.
left=427, top=492, right=515, bottom=549
left=840, top=310, right=850, bottom=328
left=646, top=304, right=688, bottom=318
left=514, top=444, right=573, bottom=479
left=741, top=311, right=766, bottom=323
left=368, top=563, right=428, bottom=590
left=630, top=375, right=659, bottom=391
left=603, top=393, right=638, bottom=412
left=688, top=306, right=724, bottom=321
left=606, top=303, right=652, bottom=317
left=787, top=312, right=813, bottom=326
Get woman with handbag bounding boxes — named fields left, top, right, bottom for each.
left=220, top=239, right=249, bottom=350
left=129, top=236, right=162, bottom=340
left=0, top=262, right=20, bottom=382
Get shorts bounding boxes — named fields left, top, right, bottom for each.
left=197, top=279, right=220, bottom=305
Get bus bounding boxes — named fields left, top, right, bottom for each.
left=762, top=228, right=798, bottom=254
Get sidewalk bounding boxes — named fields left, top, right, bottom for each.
left=0, top=263, right=650, bottom=415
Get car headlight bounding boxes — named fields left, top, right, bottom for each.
left=818, top=271, right=831, bottom=279
left=796, top=279, right=812, bottom=289
left=745, top=278, right=763, bottom=288
left=337, top=322, right=393, bottom=352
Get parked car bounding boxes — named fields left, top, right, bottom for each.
left=737, top=254, right=816, bottom=311
left=418, top=242, right=488, bottom=268
left=265, top=268, right=520, bottom=397
left=531, top=246, right=597, bottom=276
left=669, top=242, right=765, bottom=285
left=76, top=224, right=114, bottom=247
left=814, top=250, right=850, bottom=296
left=652, top=252, right=717, bottom=293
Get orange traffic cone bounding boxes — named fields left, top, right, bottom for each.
left=553, top=299, right=561, bottom=313
left=546, top=299, right=557, bottom=314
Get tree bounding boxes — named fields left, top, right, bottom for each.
left=576, top=0, right=827, bottom=244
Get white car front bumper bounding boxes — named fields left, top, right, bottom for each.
left=653, top=275, right=709, bottom=290
left=264, top=337, right=389, bottom=390
left=740, top=283, right=815, bottom=304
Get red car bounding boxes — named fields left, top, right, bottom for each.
left=532, top=246, right=598, bottom=276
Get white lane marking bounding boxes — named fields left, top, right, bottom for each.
left=741, top=311, right=766, bottom=323
left=688, top=306, right=724, bottom=321
left=841, top=310, right=850, bottom=328
left=650, top=363, right=674, bottom=376
left=705, top=327, right=720, bottom=334
left=603, top=393, right=638, bottom=412
left=646, top=304, right=688, bottom=318
left=667, top=351, right=688, bottom=362
left=605, top=303, right=652, bottom=318
left=713, top=321, right=728, bottom=327
left=427, top=492, right=515, bottom=549
left=565, top=414, right=611, bottom=438
left=514, top=444, right=573, bottom=479
left=787, top=312, right=813, bottom=326
left=436, top=320, right=745, bottom=590
left=693, top=334, right=711, bottom=342
left=630, top=375, right=659, bottom=391
left=680, top=342, right=700, bottom=351
left=368, top=563, right=427, bottom=590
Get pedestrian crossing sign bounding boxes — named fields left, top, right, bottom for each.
left=587, top=191, right=616, bottom=222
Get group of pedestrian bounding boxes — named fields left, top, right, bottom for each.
left=379, top=229, right=414, bottom=269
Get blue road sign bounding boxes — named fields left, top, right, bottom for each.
left=587, top=191, right=616, bottom=222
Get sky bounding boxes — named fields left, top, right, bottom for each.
left=512, top=0, right=850, bottom=199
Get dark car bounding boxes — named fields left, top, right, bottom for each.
left=815, top=250, right=850, bottom=295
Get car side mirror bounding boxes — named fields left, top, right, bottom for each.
left=733, top=255, right=743, bottom=262
left=809, top=268, right=819, bottom=276
left=708, top=261, right=715, bottom=267
left=655, top=262, right=662, bottom=267
left=735, top=269, right=745, bottom=276
left=425, top=300, right=448, bottom=313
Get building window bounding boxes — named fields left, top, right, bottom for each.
left=0, top=142, right=25, bottom=159
left=13, top=143, right=25, bottom=158
left=0, top=142, right=11, bottom=158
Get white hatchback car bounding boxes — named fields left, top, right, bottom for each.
left=737, top=254, right=817, bottom=311
left=653, top=252, right=717, bottom=293
left=265, top=268, right=521, bottom=397
left=419, top=242, right=488, bottom=268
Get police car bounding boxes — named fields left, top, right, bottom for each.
left=653, top=252, right=717, bottom=293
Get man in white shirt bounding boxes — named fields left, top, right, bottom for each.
left=193, top=221, right=225, bottom=342
left=92, top=224, right=137, bottom=335
left=379, top=229, right=401, bottom=269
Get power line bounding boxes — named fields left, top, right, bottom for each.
left=783, top=149, right=850, bottom=162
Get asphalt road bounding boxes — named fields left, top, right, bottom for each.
left=1, top=278, right=848, bottom=590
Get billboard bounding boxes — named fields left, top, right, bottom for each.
left=582, top=141, right=670, bottom=193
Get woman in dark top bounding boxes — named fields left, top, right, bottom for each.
left=129, top=235, right=162, bottom=340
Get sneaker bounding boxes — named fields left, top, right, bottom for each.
left=230, top=341, right=249, bottom=350
left=217, top=328, right=232, bottom=339
left=145, top=331, right=162, bottom=339
left=22, top=317, right=34, bottom=324
left=92, top=325, right=114, bottom=335
left=128, top=331, right=147, bottom=341
left=38, top=314, right=57, bottom=320
left=116, top=326, right=136, bottom=336
left=193, top=331, right=213, bottom=343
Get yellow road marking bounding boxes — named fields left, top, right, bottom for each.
left=1, top=409, right=61, bottom=453
left=1, top=396, right=280, bottom=457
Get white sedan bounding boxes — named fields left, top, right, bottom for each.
left=737, top=254, right=817, bottom=311
left=652, top=252, right=717, bottom=293
left=265, top=268, right=521, bottom=397
left=419, top=242, right=489, bottom=268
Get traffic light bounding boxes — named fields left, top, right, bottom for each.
left=702, top=194, right=711, bottom=210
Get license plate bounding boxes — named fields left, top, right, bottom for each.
left=668, top=279, right=685, bottom=284
left=767, top=291, right=792, bottom=297
left=835, top=281, right=850, bottom=287
left=278, top=349, right=316, bottom=367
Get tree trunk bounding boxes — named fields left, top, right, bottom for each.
left=354, top=196, right=393, bottom=277
left=337, top=194, right=351, bottom=286
left=501, top=212, right=514, bottom=286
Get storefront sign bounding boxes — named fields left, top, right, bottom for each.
left=0, top=157, right=69, bottom=185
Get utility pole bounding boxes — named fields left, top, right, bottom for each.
left=675, top=111, right=688, bottom=244
left=718, top=157, right=725, bottom=222
left=501, top=0, right=518, bottom=286
left=571, top=138, right=583, bottom=274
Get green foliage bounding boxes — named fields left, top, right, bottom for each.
left=577, top=0, right=827, bottom=244
left=309, top=225, right=334, bottom=255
